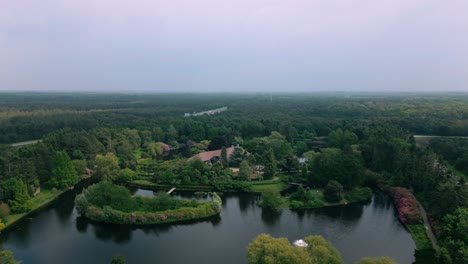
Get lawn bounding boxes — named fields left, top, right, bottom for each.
left=251, top=181, right=288, bottom=193
left=3, top=188, right=64, bottom=229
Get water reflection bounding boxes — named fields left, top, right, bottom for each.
left=0, top=187, right=416, bottom=264
left=238, top=194, right=254, bottom=212
left=261, top=209, right=282, bottom=226
left=76, top=216, right=89, bottom=233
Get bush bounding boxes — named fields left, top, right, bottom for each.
left=290, top=200, right=305, bottom=209
left=389, top=187, right=422, bottom=224
left=259, top=189, right=283, bottom=209
left=345, top=187, right=373, bottom=203
left=0, top=203, right=11, bottom=218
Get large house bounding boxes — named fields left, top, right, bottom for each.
left=189, top=146, right=235, bottom=165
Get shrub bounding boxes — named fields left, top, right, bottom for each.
left=0, top=203, right=11, bottom=218
left=259, top=189, right=283, bottom=209
left=388, top=187, right=422, bottom=224
left=324, top=181, right=343, bottom=203
left=345, top=187, right=373, bottom=203
left=290, top=200, right=305, bottom=209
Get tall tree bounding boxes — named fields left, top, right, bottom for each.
left=94, top=153, right=120, bottom=182
left=239, top=160, right=251, bottom=181
left=50, top=151, right=78, bottom=189
left=2, top=178, right=31, bottom=213
left=263, top=148, right=277, bottom=180
left=220, top=147, right=228, bottom=168
left=328, top=129, right=358, bottom=149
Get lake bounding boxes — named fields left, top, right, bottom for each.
left=0, top=184, right=416, bottom=264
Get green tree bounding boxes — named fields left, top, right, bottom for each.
left=94, top=153, right=120, bottom=182
left=162, top=170, right=175, bottom=184
left=328, top=129, right=358, bottom=149
left=263, top=148, right=277, bottom=180
left=229, top=148, right=244, bottom=167
left=2, top=178, right=32, bottom=213
left=0, top=251, right=19, bottom=264
left=166, top=125, right=178, bottom=142
left=50, top=151, right=78, bottom=189
left=239, top=160, right=251, bottom=181
left=259, top=189, right=283, bottom=209
left=221, top=147, right=228, bottom=168
left=71, top=159, right=87, bottom=176
left=291, top=185, right=307, bottom=202
left=437, top=208, right=468, bottom=264
left=303, top=235, right=344, bottom=264
left=116, top=168, right=136, bottom=183
left=311, top=148, right=364, bottom=190
left=247, top=234, right=312, bottom=264
left=323, top=180, right=343, bottom=203
left=146, top=142, right=164, bottom=160
left=247, top=234, right=345, bottom=264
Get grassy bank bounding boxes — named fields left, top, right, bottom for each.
left=2, top=188, right=66, bottom=231
left=250, top=180, right=288, bottom=193
left=76, top=182, right=222, bottom=225
left=407, top=224, right=437, bottom=264
left=407, top=224, right=433, bottom=250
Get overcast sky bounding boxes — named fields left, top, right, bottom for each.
left=0, top=0, right=467, bottom=92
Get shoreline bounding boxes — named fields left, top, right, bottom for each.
left=128, top=180, right=372, bottom=209
left=79, top=192, right=222, bottom=225
left=1, top=188, right=68, bottom=232
left=1, top=176, right=92, bottom=233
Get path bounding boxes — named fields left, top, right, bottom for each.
left=417, top=202, right=439, bottom=251
left=10, top=139, right=42, bottom=147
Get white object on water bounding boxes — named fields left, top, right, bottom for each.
left=293, top=239, right=308, bottom=247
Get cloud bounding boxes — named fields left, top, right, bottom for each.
left=0, top=0, right=467, bottom=91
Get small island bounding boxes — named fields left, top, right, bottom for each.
left=75, top=182, right=222, bottom=225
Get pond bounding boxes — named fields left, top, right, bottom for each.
left=0, top=184, right=416, bottom=264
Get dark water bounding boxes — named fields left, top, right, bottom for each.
left=1, top=184, right=415, bottom=264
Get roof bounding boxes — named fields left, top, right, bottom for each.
left=189, top=146, right=235, bottom=162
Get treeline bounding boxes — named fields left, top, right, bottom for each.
left=0, top=93, right=467, bottom=262
left=3, top=93, right=468, bottom=143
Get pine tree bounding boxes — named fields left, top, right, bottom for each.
left=221, top=147, right=228, bottom=168
left=51, top=151, right=78, bottom=189
left=263, top=148, right=277, bottom=180
left=239, top=160, right=251, bottom=181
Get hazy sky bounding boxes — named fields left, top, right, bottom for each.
left=1, top=0, right=467, bottom=92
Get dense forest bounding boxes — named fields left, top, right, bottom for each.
left=0, top=92, right=467, bottom=263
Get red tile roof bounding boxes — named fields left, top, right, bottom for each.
left=189, top=146, right=235, bottom=162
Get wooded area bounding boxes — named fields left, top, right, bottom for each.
left=0, top=93, right=467, bottom=263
